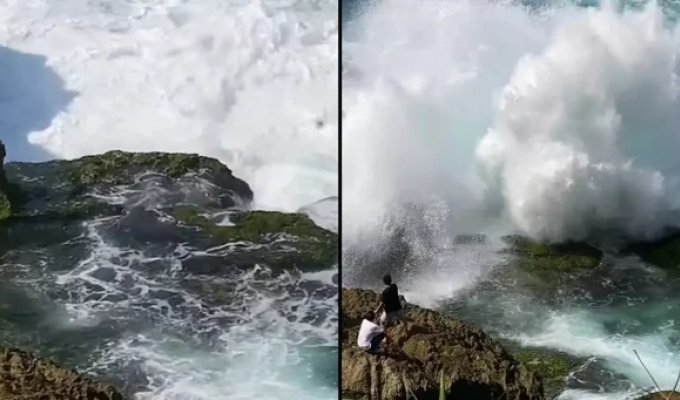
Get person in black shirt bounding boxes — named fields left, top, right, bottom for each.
left=377, top=274, right=404, bottom=327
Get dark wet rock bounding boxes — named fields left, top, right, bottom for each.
left=0, top=150, right=252, bottom=222
left=512, top=348, right=583, bottom=397
left=0, top=345, right=127, bottom=400
left=0, top=146, right=336, bottom=273
left=501, top=235, right=602, bottom=273
left=173, top=207, right=338, bottom=271
left=624, top=233, right=680, bottom=270
left=0, top=145, right=337, bottom=396
left=341, top=288, right=545, bottom=400
left=453, top=233, right=487, bottom=245
left=488, top=235, right=605, bottom=305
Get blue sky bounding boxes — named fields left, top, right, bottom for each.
left=1, top=46, right=75, bottom=163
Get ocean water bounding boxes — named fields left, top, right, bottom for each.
left=0, top=1, right=338, bottom=399
left=343, top=0, right=680, bottom=398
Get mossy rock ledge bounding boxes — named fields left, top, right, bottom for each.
left=0, top=345, right=127, bottom=400
left=512, top=348, right=582, bottom=397
left=341, top=288, right=545, bottom=400
left=0, top=149, right=253, bottom=222
left=504, top=230, right=680, bottom=272
left=0, top=147, right=337, bottom=270
left=489, top=235, right=605, bottom=301
left=501, top=235, right=603, bottom=273
left=173, top=206, right=338, bottom=270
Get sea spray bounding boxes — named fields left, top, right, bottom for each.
left=0, top=0, right=338, bottom=213
left=344, top=1, right=680, bottom=398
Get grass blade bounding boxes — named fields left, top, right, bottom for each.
left=439, top=370, right=446, bottom=400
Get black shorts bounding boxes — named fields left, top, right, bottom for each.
left=367, top=332, right=385, bottom=353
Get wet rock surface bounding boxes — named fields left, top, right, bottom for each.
left=0, top=345, right=127, bottom=400
left=341, top=288, right=545, bottom=400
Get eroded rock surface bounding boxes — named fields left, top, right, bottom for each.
left=0, top=345, right=126, bottom=400
left=342, top=288, right=545, bottom=400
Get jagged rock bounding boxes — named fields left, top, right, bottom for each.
left=1, top=149, right=253, bottom=221
left=0, top=147, right=336, bottom=270
left=172, top=207, right=337, bottom=270
left=512, top=348, right=582, bottom=397
left=341, top=288, right=545, bottom=400
left=0, top=345, right=126, bottom=400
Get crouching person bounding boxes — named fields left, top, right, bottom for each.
left=357, top=311, right=386, bottom=354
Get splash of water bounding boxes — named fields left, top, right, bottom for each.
left=344, top=0, right=680, bottom=244
left=343, top=1, right=680, bottom=398
left=0, top=0, right=338, bottom=213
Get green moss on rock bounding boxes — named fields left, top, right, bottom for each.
left=173, top=206, right=337, bottom=269
left=514, top=349, right=581, bottom=394
left=0, top=149, right=252, bottom=224
left=0, top=345, right=127, bottom=400
left=502, top=235, right=602, bottom=272
left=68, top=150, right=222, bottom=187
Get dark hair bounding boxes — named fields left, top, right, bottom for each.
left=364, top=311, right=376, bottom=321
left=383, top=274, right=392, bottom=285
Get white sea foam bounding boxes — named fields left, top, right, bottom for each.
left=344, top=0, right=680, bottom=397
left=0, top=0, right=338, bottom=214
left=344, top=0, right=680, bottom=244
left=56, top=217, right=337, bottom=399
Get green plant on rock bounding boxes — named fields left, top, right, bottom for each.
left=172, top=206, right=337, bottom=268
left=68, top=150, right=224, bottom=187
left=502, top=235, right=602, bottom=272
left=173, top=206, right=333, bottom=241
left=439, top=369, right=446, bottom=400
left=514, top=349, right=581, bottom=392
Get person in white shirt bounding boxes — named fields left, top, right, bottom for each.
left=357, top=310, right=386, bottom=353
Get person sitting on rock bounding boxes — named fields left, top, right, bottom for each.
left=377, top=274, right=404, bottom=327
left=357, top=310, right=386, bottom=354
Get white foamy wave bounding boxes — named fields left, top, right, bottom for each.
left=298, top=196, right=338, bottom=232
left=343, top=0, right=680, bottom=244
left=342, top=0, right=548, bottom=240
left=508, top=310, right=680, bottom=397
left=477, top=0, right=680, bottom=242
left=55, top=218, right=337, bottom=399
left=395, top=235, right=508, bottom=308
left=557, top=389, right=641, bottom=400
left=0, top=0, right=337, bottom=213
